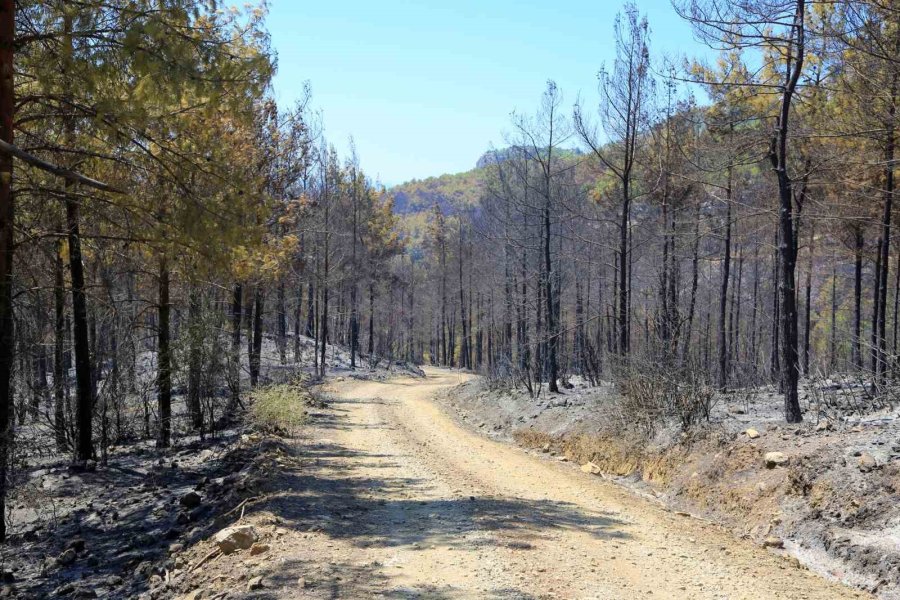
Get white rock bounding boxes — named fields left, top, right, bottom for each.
left=764, top=452, right=788, bottom=468
left=580, top=462, right=602, bottom=475
left=213, top=524, right=257, bottom=555
left=858, top=452, right=877, bottom=472
left=247, top=576, right=264, bottom=590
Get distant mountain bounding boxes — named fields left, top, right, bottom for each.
left=390, top=146, right=586, bottom=215
left=390, top=166, right=487, bottom=215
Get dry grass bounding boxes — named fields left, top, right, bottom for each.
left=249, top=384, right=310, bottom=437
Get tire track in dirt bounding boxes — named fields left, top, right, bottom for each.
left=251, top=368, right=869, bottom=599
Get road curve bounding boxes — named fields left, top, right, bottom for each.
left=260, top=367, right=867, bottom=599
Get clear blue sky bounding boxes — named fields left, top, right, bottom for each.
left=267, top=1, right=707, bottom=186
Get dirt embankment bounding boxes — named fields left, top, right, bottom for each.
left=439, top=376, right=900, bottom=599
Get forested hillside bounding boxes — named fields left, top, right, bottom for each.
left=390, top=166, right=485, bottom=214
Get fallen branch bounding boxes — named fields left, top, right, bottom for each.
left=189, top=547, right=221, bottom=573
left=220, top=495, right=261, bottom=521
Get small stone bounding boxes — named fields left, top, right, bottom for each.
left=580, top=462, right=602, bottom=475
left=745, top=429, right=760, bottom=439
left=56, top=548, right=77, bottom=566
left=249, top=543, right=270, bottom=556
left=247, top=576, right=264, bottom=591
left=764, top=452, right=789, bottom=468
left=213, top=524, right=257, bottom=554
left=180, top=492, right=202, bottom=509
left=858, top=452, right=877, bottom=472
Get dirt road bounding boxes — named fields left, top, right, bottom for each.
left=251, top=368, right=866, bottom=599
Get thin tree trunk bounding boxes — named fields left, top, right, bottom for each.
left=892, top=248, right=900, bottom=373
left=544, top=185, right=559, bottom=392
left=277, top=281, right=286, bottom=365
left=770, top=0, right=804, bottom=422
left=751, top=244, right=760, bottom=375
left=67, top=187, right=94, bottom=460
left=853, top=226, right=864, bottom=369
left=245, top=286, right=255, bottom=386
left=872, top=237, right=882, bottom=375
left=771, top=231, right=781, bottom=383
left=156, top=257, right=172, bottom=448
left=228, top=283, right=242, bottom=413
left=831, top=251, right=838, bottom=373
left=618, top=186, right=630, bottom=357
left=876, top=64, right=897, bottom=385
left=682, top=202, right=701, bottom=365
left=305, top=279, right=315, bottom=338
left=350, top=177, right=359, bottom=369
left=61, top=12, right=94, bottom=462
left=803, top=223, right=815, bottom=375
left=440, top=230, right=447, bottom=366
left=251, top=289, right=263, bottom=386
left=458, top=222, right=469, bottom=370
left=0, top=0, right=13, bottom=543
left=187, top=289, right=203, bottom=430
left=719, top=171, right=733, bottom=389
left=733, top=246, right=744, bottom=374
left=54, top=238, right=66, bottom=450
left=294, top=283, right=302, bottom=363
left=320, top=184, right=330, bottom=378
left=368, top=281, right=375, bottom=357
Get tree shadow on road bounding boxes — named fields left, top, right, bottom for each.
left=239, top=396, right=630, bottom=597
left=266, top=438, right=628, bottom=549
left=247, top=558, right=544, bottom=599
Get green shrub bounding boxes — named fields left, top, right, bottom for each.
left=249, top=384, right=309, bottom=436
